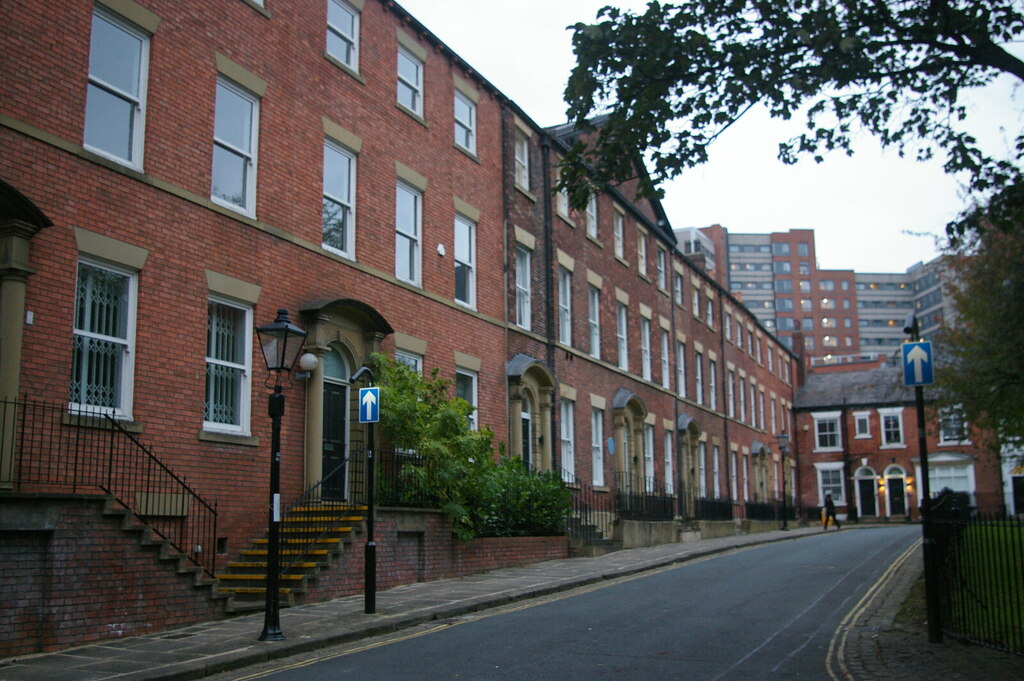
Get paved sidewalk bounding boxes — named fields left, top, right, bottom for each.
left=0, top=526, right=1018, bottom=681
left=840, top=544, right=1023, bottom=681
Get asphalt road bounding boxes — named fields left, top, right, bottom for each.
left=214, top=525, right=921, bottom=681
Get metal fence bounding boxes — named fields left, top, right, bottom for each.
left=614, top=471, right=675, bottom=521
left=0, top=397, right=218, bottom=576
left=932, top=494, right=1024, bottom=655
left=695, top=496, right=734, bottom=520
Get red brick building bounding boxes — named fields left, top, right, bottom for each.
left=504, top=118, right=797, bottom=536
left=793, top=367, right=1004, bottom=522
left=1, top=0, right=799, bottom=652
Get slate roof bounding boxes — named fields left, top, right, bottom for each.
left=794, top=367, right=918, bottom=410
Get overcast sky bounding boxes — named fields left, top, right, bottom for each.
left=396, top=0, right=1023, bottom=274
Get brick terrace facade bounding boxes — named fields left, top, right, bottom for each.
left=0, top=0, right=797, bottom=651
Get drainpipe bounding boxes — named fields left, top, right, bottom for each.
left=669, top=253, right=682, bottom=517
left=841, top=397, right=855, bottom=523
left=540, top=134, right=558, bottom=474
left=718, top=289, right=730, bottom=513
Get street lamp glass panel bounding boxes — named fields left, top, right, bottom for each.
left=256, top=309, right=307, bottom=373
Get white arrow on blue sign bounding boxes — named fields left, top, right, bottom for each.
left=902, top=341, right=934, bottom=387
left=359, top=387, right=380, bottom=423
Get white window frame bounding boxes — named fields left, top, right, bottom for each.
left=758, top=391, right=766, bottom=431
left=586, top=195, right=598, bottom=239
left=644, top=424, right=655, bottom=492
left=396, top=46, right=423, bottom=116
left=815, top=461, right=846, bottom=505
left=730, top=449, right=738, bottom=499
left=588, top=286, right=601, bottom=359
left=698, top=442, right=708, bottom=497
left=708, top=360, right=718, bottom=411
left=812, top=411, right=842, bottom=452
left=664, top=431, right=674, bottom=494
left=853, top=411, right=871, bottom=439
left=640, top=317, right=652, bottom=381
left=322, top=139, right=356, bottom=258
left=616, top=303, right=629, bottom=371
left=738, top=378, right=747, bottom=423
left=454, top=91, right=476, bottom=154
left=712, top=445, right=721, bottom=498
left=84, top=8, right=149, bottom=169
left=637, top=231, right=648, bottom=276
left=70, top=259, right=137, bottom=419
left=938, top=407, right=969, bottom=445
left=558, top=267, right=572, bottom=346
left=454, top=214, right=476, bottom=308
left=395, top=182, right=422, bottom=285
left=326, top=0, right=359, bottom=71
left=613, top=211, right=624, bottom=259
left=395, top=350, right=423, bottom=374
left=455, top=368, right=478, bottom=430
left=673, top=272, right=684, bottom=306
left=515, top=246, right=532, bottom=330
left=660, top=330, right=671, bottom=389
left=676, top=341, right=687, bottom=398
left=560, top=398, right=575, bottom=482
left=879, top=407, right=905, bottom=448
left=694, top=352, right=704, bottom=406
left=514, top=130, right=530, bottom=190
left=656, top=249, right=667, bottom=290
left=211, top=78, right=259, bottom=216
left=203, top=296, right=252, bottom=435
left=727, top=370, right=736, bottom=418
left=591, top=408, right=605, bottom=487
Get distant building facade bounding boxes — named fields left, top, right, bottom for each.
left=695, top=226, right=952, bottom=368
left=793, top=367, right=1004, bottom=521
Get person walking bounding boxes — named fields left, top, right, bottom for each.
left=823, top=493, right=840, bottom=530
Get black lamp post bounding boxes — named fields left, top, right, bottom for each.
left=255, top=308, right=307, bottom=642
left=777, top=430, right=790, bottom=531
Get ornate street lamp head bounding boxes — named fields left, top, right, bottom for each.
left=256, top=308, right=307, bottom=375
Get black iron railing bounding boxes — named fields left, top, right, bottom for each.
left=562, top=470, right=617, bottom=543
left=932, top=493, right=1024, bottom=656
left=744, top=498, right=801, bottom=522
left=696, top=496, right=735, bottom=521
left=1, top=397, right=218, bottom=576
left=614, top=471, right=675, bottom=521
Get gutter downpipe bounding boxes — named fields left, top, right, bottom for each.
left=540, top=134, right=558, bottom=474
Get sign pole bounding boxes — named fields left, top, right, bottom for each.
left=355, top=375, right=379, bottom=615
left=902, top=313, right=941, bottom=643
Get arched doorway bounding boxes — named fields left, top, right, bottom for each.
left=612, top=389, right=647, bottom=493
left=299, top=298, right=393, bottom=495
left=676, top=413, right=702, bottom=517
left=854, top=466, right=878, bottom=518
left=884, top=465, right=907, bottom=517
left=507, top=354, right=554, bottom=472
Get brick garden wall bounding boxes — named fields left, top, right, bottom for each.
left=0, top=495, right=226, bottom=658
left=0, top=498, right=568, bottom=658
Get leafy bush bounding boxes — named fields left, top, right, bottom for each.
left=370, top=354, right=570, bottom=540
left=472, top=457, right=571, bottom=538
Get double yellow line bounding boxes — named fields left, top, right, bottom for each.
left=825, top=538, right=922, bottom=681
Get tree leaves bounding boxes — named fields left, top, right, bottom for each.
left=560, top=0, right=1024, bottom=235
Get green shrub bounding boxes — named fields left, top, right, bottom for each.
left=370, top=354, right=570, bottom=540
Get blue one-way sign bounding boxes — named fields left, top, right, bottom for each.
left=902, top=341, right=934, bottom=387
left=359, top=387, right=380, bottom=423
